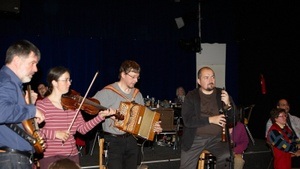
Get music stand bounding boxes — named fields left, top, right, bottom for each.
left=90, top=130, right=101, bottom=156
left=242, top=104, right=255, bottom=145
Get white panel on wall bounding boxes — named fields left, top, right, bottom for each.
left=196, top=43, right=226, bottom=88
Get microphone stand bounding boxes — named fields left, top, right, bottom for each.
left=221, top=105, right=234, bottom=169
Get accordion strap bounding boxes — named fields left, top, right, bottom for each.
left=104, top=85, right=139, bottom=102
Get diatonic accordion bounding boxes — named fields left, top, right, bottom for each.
left=114, top=101, right=160, bottom=141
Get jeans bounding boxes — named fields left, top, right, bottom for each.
left=0, top=153, right=32, bottom=169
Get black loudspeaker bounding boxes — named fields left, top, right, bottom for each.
left=156, top=108, right=174, bottom=131
left=243, top=139, right=273, bottom=169
left=0, top=0, right=20, bottom=14
left=243, top=151, right=272, bottom=169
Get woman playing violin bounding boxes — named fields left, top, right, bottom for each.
left=36, top=66, right=115, bottom=169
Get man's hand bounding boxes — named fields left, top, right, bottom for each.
left=25, top=90, right=38, bottom=104
left=221, top=90, right=231, bottom=107
left=35, top=109, right=45, bottom=124
left=153, top=121, right=163, bottom=134
left=209, top=114, right=226, bottom=127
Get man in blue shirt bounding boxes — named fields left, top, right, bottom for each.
left=0, top=40, right=45, bottom=169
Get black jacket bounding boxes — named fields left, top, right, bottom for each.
left=180, top=87, right=236, bottom=151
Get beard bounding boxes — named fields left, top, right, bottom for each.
left=128, top=83, right=136, bottom=89
left=22, top=76, right=32, bottom=83
left=206, top=83, right=215, bottom=91
left=206, top=87, right=214, bottom=91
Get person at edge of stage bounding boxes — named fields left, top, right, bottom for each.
left=267, top=108, right=300, bottom=169
left=36, top=82, right=48, bottom=101
left=174, top=86, right=186, bottom=107
left=265, top=99, right=300, bottom=139
left=48, top=158, right=81, bottom=169
left=229, top=120, right=249, bottom=169
left=93, top=60, right=163, bottom=169
left=180, top=66, right=238, bottom=169
left=265, top=98, right=300, bottom=167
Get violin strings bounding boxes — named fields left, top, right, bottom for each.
left=66, top=71, right=99, bottom=132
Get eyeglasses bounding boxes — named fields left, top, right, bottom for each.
left=58, top=78, right=72, bottom=83
left=126, top=73, right=140, bottom=80
left=278, top=115, right=287, bottom=118
left=38, top=86, right=46, bottom=90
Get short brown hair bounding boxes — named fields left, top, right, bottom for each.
left=5, top=40, right=40, bottom=64
left=118, top=60, right=141, bottom=79
left=48, top=158, right=81, bottom=169
left=270, top=108, right=286, bottom=123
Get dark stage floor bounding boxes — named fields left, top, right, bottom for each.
left=79, top=136, right=275, bottom=169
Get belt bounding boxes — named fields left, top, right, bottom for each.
left=104, top=132, right=132, bottom=138
left=0, top=147, right=32, bottom=158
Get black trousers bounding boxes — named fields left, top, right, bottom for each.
left=104, top=134, right=139, bottom=169
left=180, top=134, right=231, bottom=169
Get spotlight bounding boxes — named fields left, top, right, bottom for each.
left=175, top=17, right=185, bottom=29
left=174, top=10, right=198, bottom=29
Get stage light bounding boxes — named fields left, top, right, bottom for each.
left=175, top=10, right=198, bottom=29
left=175, top=17, right=185, bottom=29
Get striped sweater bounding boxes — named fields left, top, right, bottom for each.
left=36, top=97, right=104, bottom=158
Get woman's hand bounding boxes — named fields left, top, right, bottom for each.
left=99, top=108, right=116, bottom=119
left=55, top=130, right=70, bottom=142
left=293, top=150, right=300, bottom=157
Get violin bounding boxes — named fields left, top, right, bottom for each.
left=61, top=89, right=124, bottom=120
left=22, top=85, right=45, bottom=153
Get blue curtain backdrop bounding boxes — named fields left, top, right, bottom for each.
left=2, top=0, right=299, bottom=140
left=0, top=0, right=237, bottom=102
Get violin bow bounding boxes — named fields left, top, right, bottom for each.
left=66, top=71, right=99, bottom=132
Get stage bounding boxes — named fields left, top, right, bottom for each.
left=79, top=137, right=274, bottom=169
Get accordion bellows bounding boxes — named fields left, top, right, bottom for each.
left=115, top=102, right=160, bottom=141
